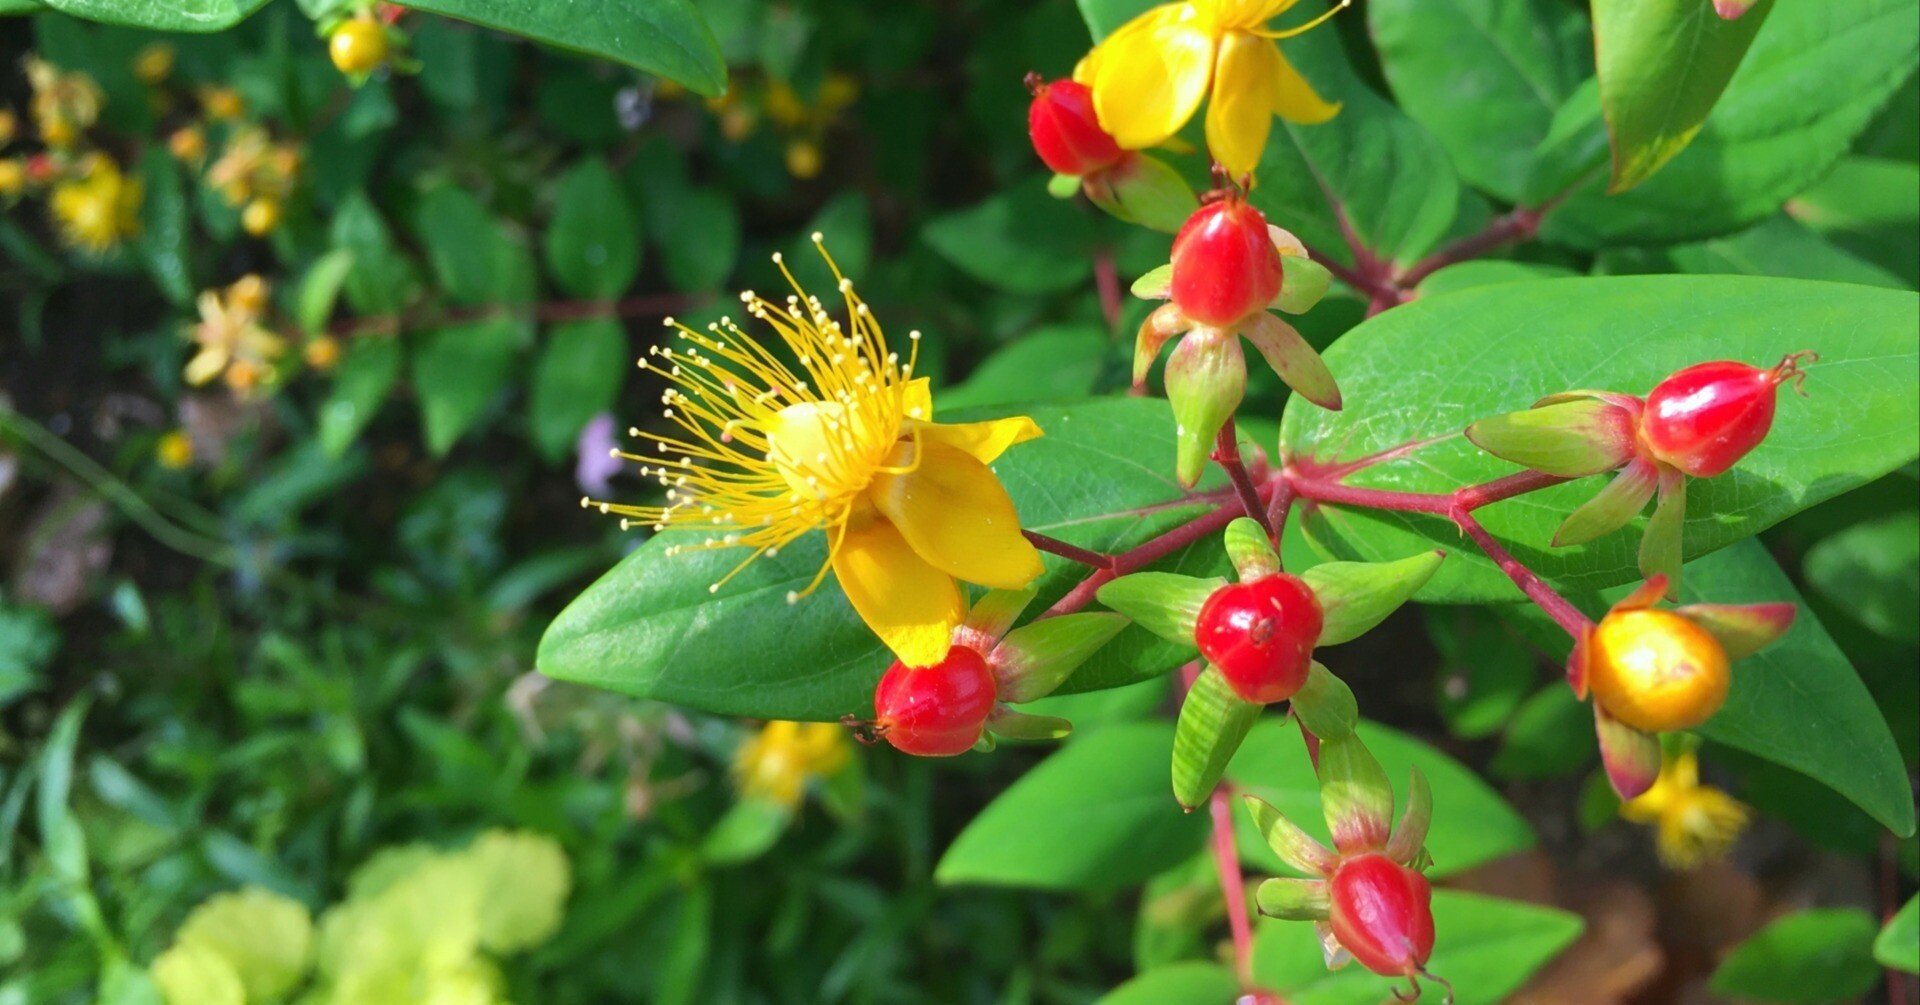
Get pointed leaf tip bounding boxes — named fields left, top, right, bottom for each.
left=1302, top=550, right=1446, bottom=646
left=993, top=612, right=1128, bottom=703
left=1596, top=705, right=1662, bottom=800
left=1678, top=601, right=1796, bottom=660
left=1243, top=313, right=1341, bottom=411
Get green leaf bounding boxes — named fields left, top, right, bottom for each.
left=1540, top=0, right=1919, bottom=247
left=1489, top=684, right=1591, bottom=779
left=1369, top=0, right=1591, bottom=200
left=331, top=192, right=419, bottom=316
left=937, top=328, right=1111, bottom=412
left=699, top=797, right=792, bottom=866
left=540, top=397, right=1234, bottom=720
left=935, top=722, right=1209, bottom=891
left=1594, top=0, right=1773, bottom=192
left=1656, top=214, right=1909, bottom=289
left=1172, top=665, right=1264, bottom=810
left=544, top=158, right=641, bottom=300
left=1228, top=720, right=1533, bottom=879
left=922, top=177, right=1099, bottom=294
left=1247, top=0, right=1461, bottom=268
left=173, top=887, right=314, bottom=1002
left=150, top=943, right=244, bottom=1005
left=1878, top=895, right=1920, bottom=974
left=1710, top=908, right=1880, bottom=1002
left=1252, top=891, right=1582, bottom=1005
left=394, top=0, right=724, bottom=95
left=655, top=187, right=738, bottom=293
left=38, top=0, right=268, bottom=31
left=529, top=317, right=630, bottom=463
left=1427, top=606, right=1535, bottom=740
left=296, top=250, right=356, bottom=336
left=413, top=317, right=530, bottom=455
left=464, top=830, right=570, bottom=953
left=134, top=148, right=191, bottom=306
left=414, top=187, right=537, bottom=307
left=1096, top=962, right=1239, bottom=1005
left=317, top=337, right=401, bottom=460
left=1802, top=510, right=1919, bottom=641
left=1278, top=276, right=1920, bottom=601
left=1789, top=156, right=1920, bottom=288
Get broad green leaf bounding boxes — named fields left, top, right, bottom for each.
left=394, top=0, right=725, bottom=96
left=331, top=192, right=419, bottom=316
left=528, top=317, right=630, bottom=462
left=1227, top=720, right=1534, bottom=879
left=174, top=887, right=314, bottom=1002
left=1427, top=606, right=1535, bottom=740
left=1489, top=684, right=1591, bottom=779
left=38, top=0, right=268, bottom=31
left=1369, top=0, right=1590, bottom=200
left=1247, top=0, right=1461, bottom=268
left=1789, top=156, right=1920, bottom=288
left=318, top=337, right=401, bottom=460
left=1076, top=0, right=1157, bottom=41
left=655, top=187, right=738, bottom=293
left=297, top=250, right=357, bottom=336
left=1653, top=214, right=1909, bottom=289
left=544, top=159, right=641, bottom=300
left=1802, top=510, right=1919, bottom=641
left=1278, top=276, right=1920, bottom=601
left=0, top=602, right=56, bottom=711
left=937, top=327, right=1111, bottom=411
left=414, top=187, right=537, bottom=307
left=539, top=397, right=1234, bottom=720
left=134, top=148, right=191, bottom=306
left=779, top=193, right=873, bottom=296
left=1251, top=891, right=1582, bottom=1005
left=1593, top=0, right=1773, bottom=192
left=1540, top=0, right=1919, bottom=247
left=1416, top=260, right=1581, bottom=298
left=922, top=177, right=1099, bottom=294
left=1879, top=895, right=1920, bottom=973
left=413, top=317, right=530, bottom=455
left=935, top=722, right=1208, bottom=891
left=1096, top=962, right=1239, bottom=1005
left=700, top=798, right=792, bottom=866
left=1710, top=908, right=1880, bottom=1002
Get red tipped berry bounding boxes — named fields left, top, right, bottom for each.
left=873, top=645, right=998, bottom=757
left=1328, top=853, right=1435, bottom=978
left=1194, top=574, right=1322, bottom=704
left=1639, top=352, right=1814, bottom=478
left=1025, top=75, right=1123, bottom=177
left=1170, top=195, right=1285, bottom=328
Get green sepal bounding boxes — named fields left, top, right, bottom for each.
left=1096, top=572, right=1221, bottom=646
left=1675, top=601, right=1796, bottom=660
left=1553, top=457, right=1657, bottom=547
left=1383, top=766, right=1432, bottom=866
left=1317, top=732, right=1394, bottom=855
left=959, top=587, right=1038, bottom=650
left=1165, top=331, right=1246, bottom=488
left=1288, top=662, right=1357, bottom=741
left=1085, top=152, right=1197, bottom=233
left=296, top=248, right=355, bottom=335
left=1300, top=550, right=1445, bottom=646
left=1241, top=313, right=1341, bottom=411
left=1255, top=877, right=1331, bottom=920
left=1172, top=664, right=1263, bottom=810
left=1595, top=704, right=1661, bottom=799
left=1134, top=303, right=1187, bottom=387
left=992, top=612, right=1129, bottom=703
left=1131, top=263, right=1172, bottom=300
left=1270, top=256, right=1332, bottom=315
left=1046, top=172, right=1082, bottom=199
left=986, top=708, right=1073, bottom=742
left=1243, top=794, right=1336, bottom=875
left=1465, top=398, right=1639, bottom=477
left=1639, top=466, right=1687, bottom=594
left=1224, top=517, right=1280, bottom=581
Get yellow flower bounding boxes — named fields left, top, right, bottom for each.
left=304, top=335, right=342, bottom=371
left=185, top=275, right=286, bottom=396
left=50, top=155, right=142, bottom=253
left=208, top=127, right=300, bottom=209
left=156, top=430, right=194, bottom=469
left=134, top=43, right=176, bottom=85
left=201, top=86, right=246, bottom=121
left=168, top=126, right=207, bottom=165
left=1074, top=0, right=1345, bottom=178
left=242, top=197, right=282, bottom=236
left=1619, top=750, right=1750, bottom=870
left=588, top=239, right=1046, bottom=666
left=733, top=721, right=852, bottom=807
left=25, top=57, right=104, bottom=149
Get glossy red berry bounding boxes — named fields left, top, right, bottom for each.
left=1194, top=574, right=1322, bottom=704
left=873, top=645, right=998, bottom=757
left=1639, top=353, right=1813, bottom=478
left=1025, top=75, right=1124, bottom=177
left=1170, top=195, right=1286, bottom=328
left=1328, top=853, right=1435, bottom=978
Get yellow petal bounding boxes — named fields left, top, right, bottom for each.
left=870, top=441, right=1044, bottom=591
left=902, top=377, right=933, bottom=422
left=915, top=415, right=1042, bottom=465
left=1196, top=0, right=1297, bottom=30
left=184, top=346, right=228, bottom=386
left=1205, top=32, right=1281, bottom=178
left=831, top=513, right=964, bottom=667
left=1091, top=8, right=1217, bottom=150
left=1271, top=48, right=1339, bottom=125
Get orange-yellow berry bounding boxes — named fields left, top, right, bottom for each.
left=1587, top=608, right=1730, bottom=733
left=329, top=19, right=390, bottom=76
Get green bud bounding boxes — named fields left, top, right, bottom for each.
left=1172, top=664, right=1263, bottom=810
left=1165, top=330, right=1246, bottom=488
left=1300, top=550, right=1446, bottom=646
left=1224, top=516, right=1280, bottom=581
left=1256, top=877, right=1331, bottom=920
left=1466, top=397, right=1639, bottom=477
left=1289, top=662, right=1357, bottom=741
left=1316, top=732, right=1394, bottom=855
left=992, top=612, right=1128, bottom=703
left=1096, top=571, right=1223, bottom=646
left=1046, top=172, right=1082, bottom=199
left=1241, top=313, right=1341, bottom=411
left=1084, top=152, right=1197, bottom=233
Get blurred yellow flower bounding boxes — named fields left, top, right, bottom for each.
left=185, top=275, right=286, bottom=396
left=50, top=154, right=142, bottom=253
left=733, top=721, right=852, bottom=808
left=25, top=56, right=104, bottom=149
left=587, top=240, right=1045, bottom=666
left=134, top=43, right=176, bottom=85
left=0, top=109, right=17, bottom=146
left=304, top=335, right=342, bottom=371
left=1074, top=0, right=1344, bottom=178
left=169, top=125, right=207, bottom=165
left=785, top=139, right=822, bottom=180
left=0, top=159, right=24, bottom=198
left=242, top=197, right=281, bottom=236
left=201, top=85, right=246, bottom=121
left=1619, top=749, right=1750, bottom=869
left=208, top=126, right=300, bottom=210
left=157, top=430, right=194, bottom=469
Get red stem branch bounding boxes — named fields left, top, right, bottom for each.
left=1452, top=509, right=1592, bottom=637
left=1213, top=420, right=1273, bottom=540
left=1022, top=530, right=1114, bottom=571
left=1396, top=206, right=1545, bottom=289
left=1211, top=784, right=1257, bottom=989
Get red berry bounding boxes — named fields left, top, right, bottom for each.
left=1639, top=353, right=1812, bottom=477
left=873, top=645, right=998, bottom=757
left=1328, top=854, right=1435, bottom=978
left=1026, top=76, right=1123, bottom=177
left=1194, top=574, right=1322, bottom=704
left=1170, top=196, right=1286, bottom=328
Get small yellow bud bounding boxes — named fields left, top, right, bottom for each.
left=201, top=86, right=245, bottom=121
left=225, top=358, right=262, bottom=393
left=818, top=73, right=859, bottom=113
left=0, top=109, right=16, bottom=146
left=168, top=126, right=206, bottom=165
left=0, top=160, right=24, bottom=197
left=242, top=198, right=281, bottom=236
left=763, top=81, right=808, bottom=128
left=784, top=139, right=822, bottom=180
left=303, top=336, right=341, bottom=371
left=41, top=116, right=75, bottom=149
left=329, top=18, right=391, bottom=76
left=1588, top=608, right=1730, bottom=733
left=156, top=430, right=194, bottom=469
left=133, top=44, right=175, bottom=85
left=227, top=274, right=270, bottom=316
left=719, top=106, right=756, bottom=142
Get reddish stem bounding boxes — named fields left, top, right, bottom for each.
left=1395, top=206, right=1545, bottom=290
left=1298, top=715, right=1322, bottom=771
left=1094, top=247, right=1124, bottom=332
left=1452, top=509, right=1592, bottom=637
left=1211, top=783, right=1257, bottom=989
left=1022, top=530, right=1114, bottom=571
left=1213, top=420, right=1273, bottom=540
left=1045, top=479, right=1280, bottom=617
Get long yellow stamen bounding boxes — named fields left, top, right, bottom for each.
left=1248, top=0, right=1349, bottom=39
